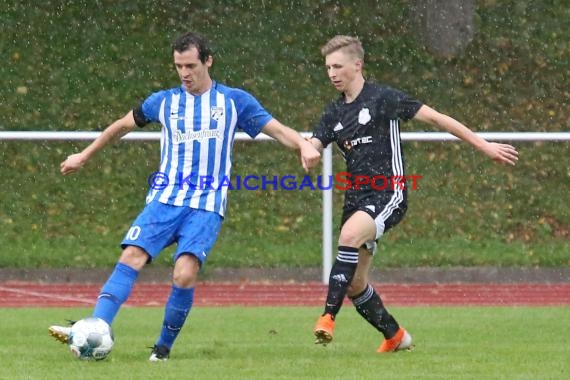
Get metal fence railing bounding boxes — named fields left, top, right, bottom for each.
left=2, top=131, right=569, bottom=283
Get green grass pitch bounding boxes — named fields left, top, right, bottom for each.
left=0, top=306, right=568, bottom=380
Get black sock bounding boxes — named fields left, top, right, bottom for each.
left=323, top=246, right=359, bottom=317
left=350, top=284, right=400, bottom=338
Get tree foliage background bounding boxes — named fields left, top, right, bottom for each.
left=0, top=0, right=568, bottom=268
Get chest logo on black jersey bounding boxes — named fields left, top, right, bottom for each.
left=358, top=108, right=371, bottom=125
left=333, top=122, right=344, bottom=131
left=343, top=136, right=373, bottom=151
left=211, top=106, right=224, bottom=121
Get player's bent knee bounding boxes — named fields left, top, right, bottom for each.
left=173, top=254, right=200, bottom=287
left=172, top=268, right=197, bottom=287
left=339, top=228, right=372, bottom=248
left=118, top=246, right=149, bottom=271
left=338, top=231, right=362, bottom=248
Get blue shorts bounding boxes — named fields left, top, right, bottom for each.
left=121, top=201, right=223, bottom=264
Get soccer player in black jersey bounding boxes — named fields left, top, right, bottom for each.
left=308, top=35, right=518, bottom=352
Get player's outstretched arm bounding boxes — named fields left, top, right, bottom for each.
left=413, top=105, right=519, bottom=166
left=261, top=119, right=321, bottom=172
left=60, top=111, right=137, bottom=175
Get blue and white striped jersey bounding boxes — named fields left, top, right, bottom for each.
left=134, top=81, right=273, bottom=216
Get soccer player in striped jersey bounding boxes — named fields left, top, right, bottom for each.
left=308, top=35, right=518, bottom=352
left=48, top=31, right=320, bottom=361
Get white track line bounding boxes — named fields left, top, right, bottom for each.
left=0, top=285, right=95, bottom=305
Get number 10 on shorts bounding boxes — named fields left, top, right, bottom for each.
left=126, top=226, right=141, bottom=240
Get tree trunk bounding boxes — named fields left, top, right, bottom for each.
left=412, top=0, right=476, bottom=58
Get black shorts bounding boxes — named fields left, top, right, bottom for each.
left=340, top=191, right=407, bottom=239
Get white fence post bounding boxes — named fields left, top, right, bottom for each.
left=322, top=144, right=334, bottom=284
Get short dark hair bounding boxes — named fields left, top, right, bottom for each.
left=172, top=32, right=213, bottom=63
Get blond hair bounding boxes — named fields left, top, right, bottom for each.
left=320, top=35, right=364, bottom=60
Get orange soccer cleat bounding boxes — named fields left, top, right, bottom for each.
left=313, top=313, right=335, bottom=345
left=377, top=327, right=413, bottom=353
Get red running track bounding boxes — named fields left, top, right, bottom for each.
left=1, top=282, right=569, bottom=307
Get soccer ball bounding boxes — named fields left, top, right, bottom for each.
left=68, top=317, right=114, bottom=360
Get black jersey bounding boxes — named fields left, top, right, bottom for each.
left=313, top=81, right=422, bottom=197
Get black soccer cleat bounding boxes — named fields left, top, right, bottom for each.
left=149, top=344, right=170, bottom=362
